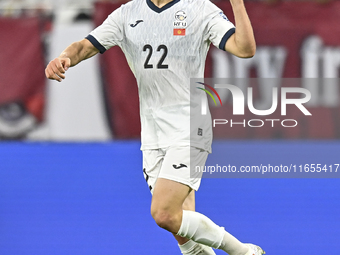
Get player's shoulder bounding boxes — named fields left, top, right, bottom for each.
left=201, top=0, right=222, bottom=12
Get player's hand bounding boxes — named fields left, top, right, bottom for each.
left=45, top=57, right=71, bottom=82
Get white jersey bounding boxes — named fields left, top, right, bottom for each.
left=87, top=0, right=235, bottom=152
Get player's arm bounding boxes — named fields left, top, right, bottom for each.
left=225, top=0, right=256, bottom=58
left=45, top=39, right=99, bottom=82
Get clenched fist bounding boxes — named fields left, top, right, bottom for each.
left=45, top=57, right=71, bottom=82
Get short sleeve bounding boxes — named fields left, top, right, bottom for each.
left=204, top=1, right=235, bottom=51
left=86, top=7, right=124, bottom=54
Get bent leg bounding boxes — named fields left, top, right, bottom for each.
left=151, top=178, right=249, bottom=255
left=148, top=147, right=252, bottom=255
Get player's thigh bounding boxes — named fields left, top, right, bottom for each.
left=151, top=177, right=191, bottom=215
left=151, top=179, right=195, bottom=215
left=151, top=146, right=207, bottom=213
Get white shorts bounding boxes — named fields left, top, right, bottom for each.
left=142, top=146, right=209, bottom=193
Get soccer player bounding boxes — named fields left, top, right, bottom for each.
left=45, top=0, right=263, bottom=254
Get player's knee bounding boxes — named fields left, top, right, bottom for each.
left=151, top=208, right=176, bottom=230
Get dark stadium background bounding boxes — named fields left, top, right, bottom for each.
left=1, top=0, right=340, bottom=255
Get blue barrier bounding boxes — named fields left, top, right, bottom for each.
left=0, top=141, right=339, bottom=255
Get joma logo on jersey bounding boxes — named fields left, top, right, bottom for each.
left=130, top=20, right=143, bottom=27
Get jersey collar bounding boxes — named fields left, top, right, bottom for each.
left=146, top=0, right=180, bottom=13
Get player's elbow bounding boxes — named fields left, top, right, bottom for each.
left=237, top=45, right=256, bottom=58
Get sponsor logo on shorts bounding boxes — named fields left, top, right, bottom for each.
left=173, top=163, right=188, bottom=169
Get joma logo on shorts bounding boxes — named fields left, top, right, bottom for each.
left=173, top=164, right=188, bottom=169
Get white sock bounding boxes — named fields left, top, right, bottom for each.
left=219, top=232, right=249, bottom=255
left=177, top=210, right=249, bottom=255
left=179, top=239, right=216, bottom=255
left=177, top=210, right=224, bottom=248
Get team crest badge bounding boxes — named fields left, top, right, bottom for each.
left=175, top=11, right=187, bottom=21
left=173, top=11, right=187, bottom=36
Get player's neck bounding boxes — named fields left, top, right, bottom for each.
left=150, top=0, right=173, bottom=8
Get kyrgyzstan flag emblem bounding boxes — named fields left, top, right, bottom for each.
left=173, top=28, right=186, bottom=36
